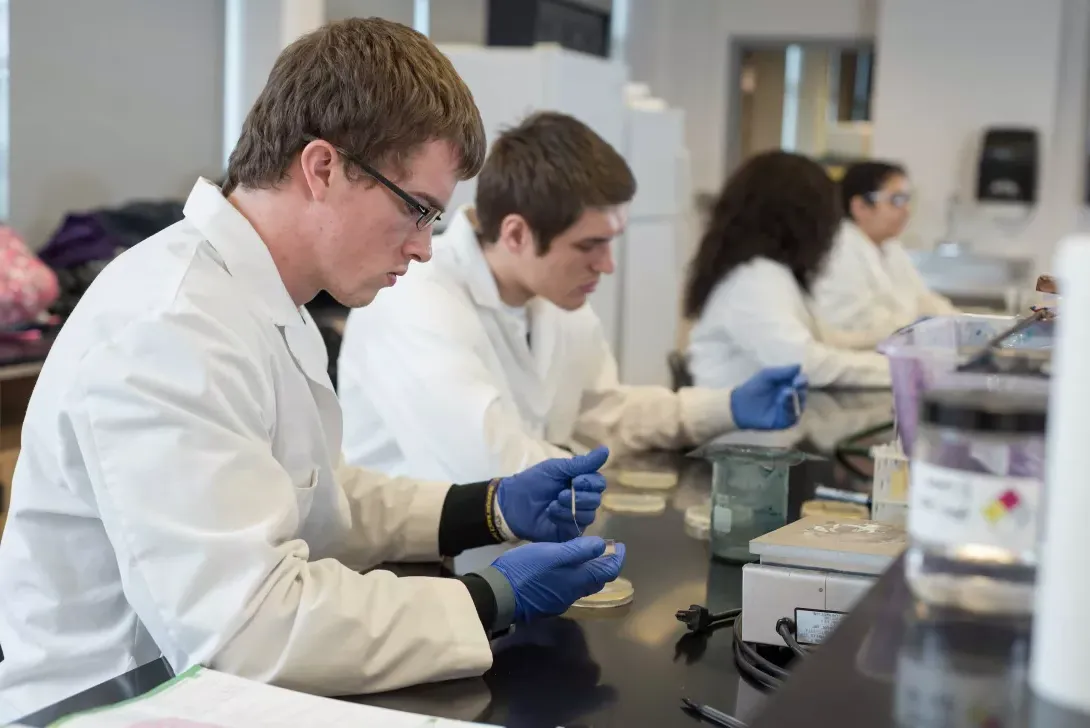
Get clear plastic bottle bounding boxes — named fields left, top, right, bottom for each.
left=906, top=388, right=1048, bottom=615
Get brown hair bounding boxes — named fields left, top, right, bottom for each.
left=683, top=151, right=841, bottom=318
left=475, top=111, right=636, bottom=254
left=224, top=17, right=485, bottom=194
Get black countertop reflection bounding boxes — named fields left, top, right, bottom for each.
left=15, top=391, right=894, bottom=728
left=750, top=557, right=1090, bottom=728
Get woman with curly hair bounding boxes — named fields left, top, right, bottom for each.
left=684, top=151, right=891, bottom=390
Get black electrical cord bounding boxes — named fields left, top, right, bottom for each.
left=775, top=617, right=811, bottom=658
left=833, top=419, right=895, bottom=481
left=675, top=604, right=740, bottom=633
left=731, top=615, right=787, bottom=690
left=675, top=605, right=808, bottom=692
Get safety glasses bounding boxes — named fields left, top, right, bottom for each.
left=301, top=135, right=442, bottom=230
left=866, top=190, right=913, bottom=209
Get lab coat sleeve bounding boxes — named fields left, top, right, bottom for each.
left=573, top=326, right=737, bottom=452
left=715, top=269, right=891, bottom=389
left=811, top=234, right=916, bottom=346
left=70, top=312, right=491, bottom=696
left=341, top=285, right=571, bottom=482
left=330, top=457, right=452, bottom=568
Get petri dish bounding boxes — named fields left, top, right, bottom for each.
left=572, top=577, right=634, bottom=609
left=602, top=492, right=667, bottom=515
left=684, top=503, right=711, bottom=541
left=616, top=470, right=679, bottom=490
left=801, top=499, right=870, bottom=520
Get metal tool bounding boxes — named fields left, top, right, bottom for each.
left=814, top=485, right=871, bottom=506
left=680, top=697, right=747, bottom=728
left=572, top=486, right=581, bottom=536
left=957, top=307, right=1050, bottom=373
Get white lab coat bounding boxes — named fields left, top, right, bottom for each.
left=0, top=179, right=491, bottom=722
left=810, top=221, right=958, bottom=344
left=337, top=206, right=736, bottom=484
left=686, top=257, right=891, bottom=391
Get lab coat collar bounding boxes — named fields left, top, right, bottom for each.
left=840, top=220, right=889, bottom=265
left=444, top=205, right=505, bottom=311
left=443, top=205, right=559, bottom=377
left=183, top=177, right=305, bottom=327
left=841, top=220, right=893, bottom=252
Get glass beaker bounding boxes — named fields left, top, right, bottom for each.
left=710, top=457, right=790, bottom=562
left=689, top=439, right=816, bottom=564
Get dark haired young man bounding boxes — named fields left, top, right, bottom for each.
left=811, top=161, right=957, bottom=342
left=338, top=112, right=806, bottom=484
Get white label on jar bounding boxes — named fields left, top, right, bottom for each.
left=909, top=461, right=1041, bottom=552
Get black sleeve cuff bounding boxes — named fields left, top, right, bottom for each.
left=438, top=481, right=503, bottom=557
left=457, top=573, right=497, bottom=631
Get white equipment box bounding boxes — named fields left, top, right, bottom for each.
left=742, top=516, right=907, bottom=646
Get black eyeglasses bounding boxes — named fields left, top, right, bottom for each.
left=302, top=135, right=443, bottom=230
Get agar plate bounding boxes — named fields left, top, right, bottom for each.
left=616, top=470, right=679, bottom=490
left=801, top=499, right=870, bottom=520
left=684, top=503, right=711, bottom=541
left=572, top=577, right=634, bottom=609
left=602, top=492, right=667, bottom=515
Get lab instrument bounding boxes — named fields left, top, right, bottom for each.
left=906, top=387, right=1047, bottom=615
left=742, top=516, right=906, bottom=647
left=680, top=697, right=748, bottom=728
left=571, top=486, right=580, bottom=536
left=689, top=440, right=818, bottom=563
left=878, top=313, right=1052, bottom=455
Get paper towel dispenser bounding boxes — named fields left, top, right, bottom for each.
left=976, top=127, right=1038, bottom=203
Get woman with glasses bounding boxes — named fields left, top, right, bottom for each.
left=684, top=151, right=891, bottom=391
left=811, top=161, right=958, bottom=342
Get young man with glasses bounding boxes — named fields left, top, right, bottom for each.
left=336, top=112, right=807, bottom=485
left=811, top=161, right=958, bottom=343
left=0, top=19, right=624, bottom=721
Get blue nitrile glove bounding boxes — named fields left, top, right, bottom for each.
left=497, top=447, right=609, bottom=542
left=731, top=364, right=809, bottom=430
left=491, top=536, right=626, bottom=622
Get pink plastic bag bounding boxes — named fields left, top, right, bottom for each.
left=0, top=226, right=59, bottom=328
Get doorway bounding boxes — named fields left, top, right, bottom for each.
left=727, top=40, right=876, bottom=180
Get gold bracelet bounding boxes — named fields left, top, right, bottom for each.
left=485, top=478, right=504, bottom=543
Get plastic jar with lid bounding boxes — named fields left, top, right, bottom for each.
left=906, top=387, right=1048, bottom=615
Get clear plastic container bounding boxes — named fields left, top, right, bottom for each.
left=906, top=388, right=1048, bottom=615
left=878, top=314, right=1053, bottom=455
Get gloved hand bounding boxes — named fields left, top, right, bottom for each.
left=731, top=364, right=809, bottom=430
left=491, top=537, right=626, bottom=622
left=497, top=447, right=608, bottom=542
